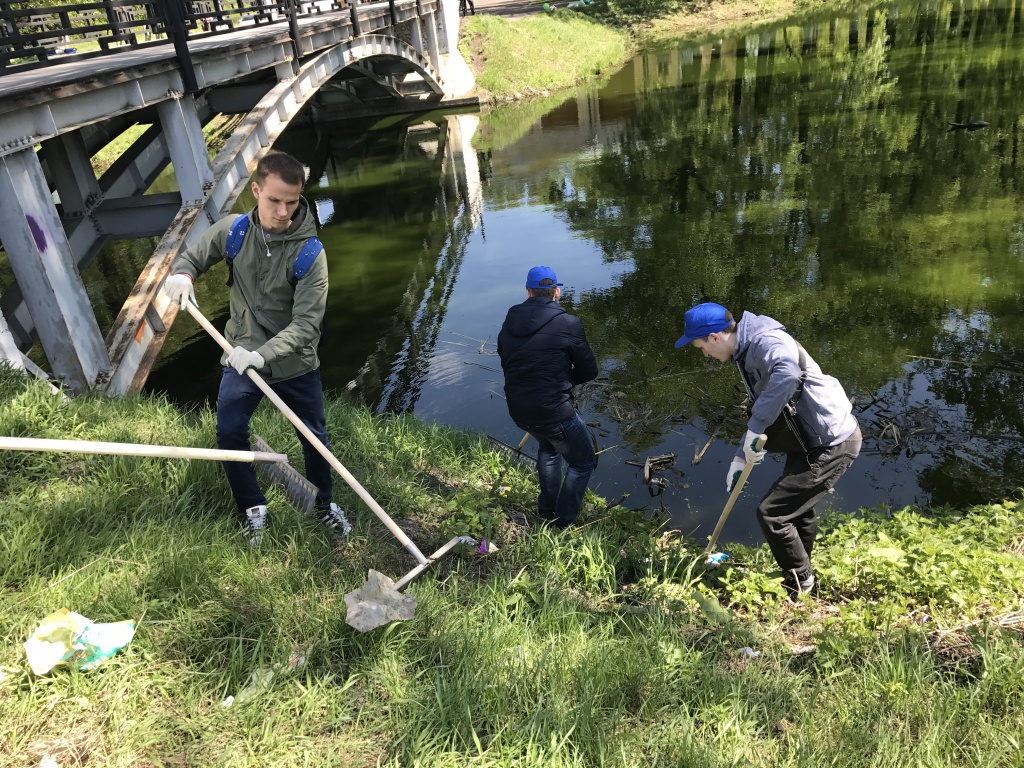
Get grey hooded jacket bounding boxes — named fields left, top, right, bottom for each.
left=171, top=200, right=327, bottom=383
left=733, top=311, right=857, bottom=452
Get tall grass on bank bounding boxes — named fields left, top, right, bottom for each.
left=459, top=12, right=629, bottom=101
left=1, top=369, right=1022, bottom=766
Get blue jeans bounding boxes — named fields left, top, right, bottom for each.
left=216, top=367, right=332, bottom=515
left=518, top=413, right=596, bottom=528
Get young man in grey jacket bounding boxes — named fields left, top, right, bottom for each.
left=675, top=302, right=861, bottom=595
left=161, top=151, right=350, bottom=545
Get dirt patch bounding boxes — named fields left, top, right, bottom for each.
left=644, top=0, right=811, bottom=39
left=466, top=30, right=489, bottom=91
left=25, top=731, right=93, bottom=766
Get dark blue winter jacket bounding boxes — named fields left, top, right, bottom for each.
left=497, top=297, right=598, bottom=427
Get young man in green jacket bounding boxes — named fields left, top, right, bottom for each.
left=162, top=152, right=350, bottom=545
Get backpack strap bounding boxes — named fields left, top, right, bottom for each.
left=224, top=213, right=250, bottom=287
left=290, top=237, right=323, bottom=286
left=223, top=212, right=322, bottom=288
left=791, top=341, right=808, bottom=405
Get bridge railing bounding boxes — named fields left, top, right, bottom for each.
left=0, top=0, right=387, bottom=76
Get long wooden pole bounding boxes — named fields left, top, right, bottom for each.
left=0, top=435, right=287, bottom=464
left=704, top=434, right=767, bottom=557
left=185, top=303, right=429, bottom=566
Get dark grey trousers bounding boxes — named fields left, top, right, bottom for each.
left=756, top=425, right=862, bottom=577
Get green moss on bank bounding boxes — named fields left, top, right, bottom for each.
left=0, top=370, right=1021, bottom=766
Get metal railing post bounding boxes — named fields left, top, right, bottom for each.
left=388, top=0, right=396, bottom=24
left=160, top=0, right=199, bottom=92
left=349, top=0, right=361, bottom=36
left=284, top=0, right=301, bottom=60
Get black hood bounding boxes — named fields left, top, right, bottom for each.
left=502, top=297, right=566, bottom=338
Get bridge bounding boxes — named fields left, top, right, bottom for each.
left=0, top=0, right=477, bottom=395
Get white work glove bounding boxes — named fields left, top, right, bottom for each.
left=162, top=273, right=196, bottom=310
left=726, top=458, right=746, bottom=493
left=741, top=429, right=766, bottom=465
left=226, top=347, right=265, bottom=375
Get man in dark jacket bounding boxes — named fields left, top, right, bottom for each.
left=675, top=302, right=861, bottom=596
left=162, top=151, right=350, bottom=546
left=498, top=266, right=599, bottom=529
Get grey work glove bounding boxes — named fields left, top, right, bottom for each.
left=162, top=273, right=196, bottom=310
left=726, top=458, right=746, bottom=493
left=226, top=347, right=265, bottom=375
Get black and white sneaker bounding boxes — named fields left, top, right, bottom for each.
left=318, top=502, right=352, bottom=539
left=784, top=568, right=816, bottom=599
left=245, top=504, right=268, bottom=547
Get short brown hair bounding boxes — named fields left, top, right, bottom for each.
left=256, top=152, right=305, bottom=187
left=528, top=279, right=558, bottom=300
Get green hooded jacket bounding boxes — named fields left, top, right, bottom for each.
left=170, top=200, right=328, bottom=383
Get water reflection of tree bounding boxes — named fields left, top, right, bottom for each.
left=546, top=0, right=1024, bottom=504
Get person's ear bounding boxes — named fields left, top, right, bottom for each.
left=251, top=180, right=261, bottom=200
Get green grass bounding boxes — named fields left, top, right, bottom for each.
left=459, top=11, right=630, bottom=100
left=0, top=368, right=1022, bottom=766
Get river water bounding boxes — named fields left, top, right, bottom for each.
left=144, top=0, right=1024, bottom=544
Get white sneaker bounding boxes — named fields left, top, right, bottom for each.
left=318, top=502, right=352, bottom=539
left=245, top=504, right=268, bottom=547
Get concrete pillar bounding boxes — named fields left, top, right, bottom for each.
left=410, top=16, right=423, bottom=54
left=0, top=149, right=112, bottom=392
left=433, top=0, right=475, bottom=95
left=157, top=93, right=214, bottom=205
left=39, top=132, right=102, bottom=218
left=423, top=11, right=441, bottom=74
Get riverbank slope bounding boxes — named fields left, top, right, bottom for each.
left=460, top=0, right=858, bottom=102
left=0, top=370, right=1021, bottom=765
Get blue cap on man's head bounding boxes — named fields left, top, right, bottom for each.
left=674, top=302, right=731, bottom=348
left=526, top=266, right=563, bottom=289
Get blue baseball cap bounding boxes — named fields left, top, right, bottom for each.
left=526, top=266, right=563, bottom=289
left=674, top=302, right=731, bottom=348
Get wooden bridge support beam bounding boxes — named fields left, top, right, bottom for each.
left=0, top=149, right=112, bottom=392
left=157, top=94, right=214, bottom=206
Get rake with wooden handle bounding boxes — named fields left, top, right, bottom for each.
left=0, top=435, right=288, bottom=464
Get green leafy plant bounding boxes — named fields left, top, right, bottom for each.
left=717, top=566, right=788, bottom=612
left=438, top=487, right=502, bottom=541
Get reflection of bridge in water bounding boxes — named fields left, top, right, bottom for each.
left=341, top=113, right=482, bottom=413
left=0, top=0, right=475, bottom=395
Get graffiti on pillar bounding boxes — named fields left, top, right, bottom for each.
left=27, top=215, right=48, bottom=253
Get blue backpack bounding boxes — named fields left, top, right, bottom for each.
left=223, top=213, right=323, bottom=288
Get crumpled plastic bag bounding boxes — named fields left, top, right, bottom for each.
left=23, top=608, right=136, bottom=675
left=344, top=570, right=416, bottom=632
